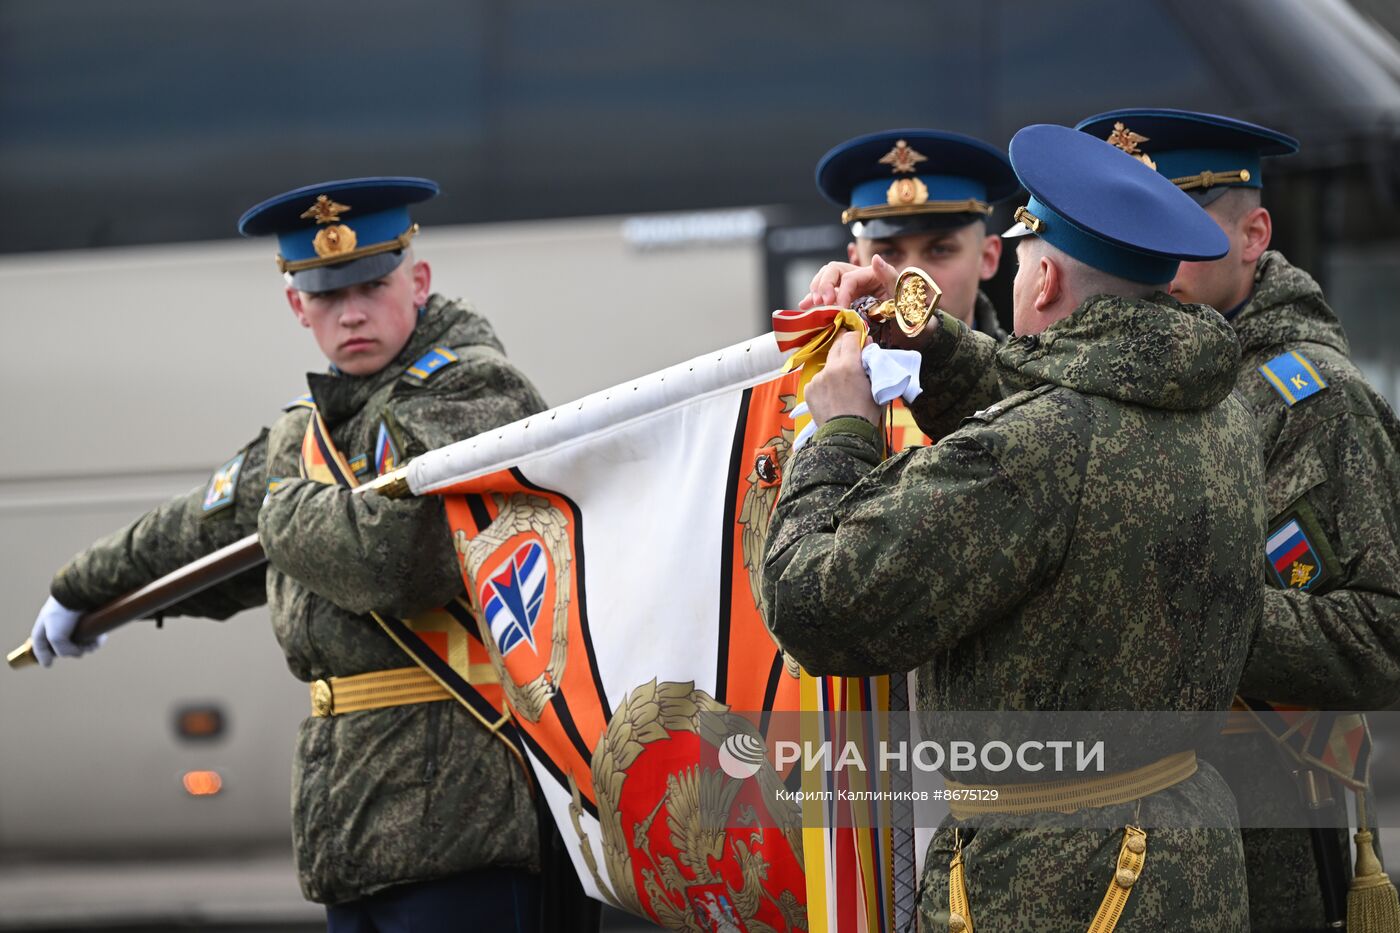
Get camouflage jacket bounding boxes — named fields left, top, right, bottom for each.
left=1229, top=251, right=1400, bottom=708
left=969, top=290, right=1007, bottom=342
left=761, top=294, right=1264, bottom=929
left=1212, top=252, right=1400, bottom=931
left=52, top=295, right=547, bottom=905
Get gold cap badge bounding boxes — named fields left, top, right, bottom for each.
left=878, top=139, right=928, bottom=174
left=1106, top=122, right=1157, bottom=170
left=300, top=194, right=352, bottom=225
left=886, top=176, right=930, bottom=208
left=313, top=224, right=358, bottom=259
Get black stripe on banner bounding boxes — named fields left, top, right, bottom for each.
left=1354, top=724, right=1373, bottom=783
left=465, top=492, right=493, bottom=533
left=311, top=415, right=354, bottom=487
left=509, top=467, right=612, bottom=724
left=515, top=721, right=600, bottom=821
left=1306, top=712, right=1339, bottom=760
left=550, top=690, right=595, bottom=767
left=714, top=386, right=754, bottom=705
left=757, top=651, right=785, bottom=738
left=443, top=598, right=487, bottom=648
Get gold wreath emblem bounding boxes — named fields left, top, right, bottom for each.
left=567, top=680, right=806, bottom=928
left=313, top=224, right=358, bottom=259
left=737, top=395, right=802, bottom=680
left=886, top=176, right=930, bottom=207
left=454, top=493, right=573, bottom=723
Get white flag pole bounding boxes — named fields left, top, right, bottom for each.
left=383, top=333, right=787, bottom=496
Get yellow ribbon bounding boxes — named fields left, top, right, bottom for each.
left=781, top=309, right=869, bottom=443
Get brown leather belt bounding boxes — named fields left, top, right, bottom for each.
left=310, top=666, right=453, bottom=717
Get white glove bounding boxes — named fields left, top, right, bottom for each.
left=29, top=596, right=102, bottom=667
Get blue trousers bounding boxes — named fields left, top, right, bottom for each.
left=326, top=867, right=540, bottom=933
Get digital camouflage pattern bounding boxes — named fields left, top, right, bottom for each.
left=52, top=295, right=547, bottom=905
left=1211, top=251, right=1400, bottom=932
left=905, top=308, right=1003, bottom=441
left=761, top=293, right=1265, bottom=930
left=1232, top=252, right=1400, bottom=706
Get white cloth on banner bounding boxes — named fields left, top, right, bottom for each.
left=791, top=344, right=923, bottom=450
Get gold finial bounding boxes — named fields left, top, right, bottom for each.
left=878, top=139, right=928, bottom=174
left=300, top=194, right=352, bottom=225
left=864, top=268, right=942, bottom=338
left=7, top=638, right=37, bottom=669
left=1106, top=122, right=1157, bottom=170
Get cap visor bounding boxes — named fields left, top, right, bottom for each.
left=853, top=213, right=985, bottom=240
left=290, top=250, right=407, bottom=293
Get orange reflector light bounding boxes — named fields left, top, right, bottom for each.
left=182, top=770, right=223, bottom=796
left=176, top=708, right=224, bottom=739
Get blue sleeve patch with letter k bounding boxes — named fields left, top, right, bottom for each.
left=1258, top=350, right=1327, bottom=406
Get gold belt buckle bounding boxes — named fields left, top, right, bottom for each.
left=311, top=679, right=334, bottom=717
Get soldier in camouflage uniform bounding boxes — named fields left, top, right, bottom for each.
left=1076, top=108, right=1400, bottom=933
left=762, top=125, right=1264, bottom=930
left=812, top=129, right=1020, bottom=340
left=29, top=178, right=557, bottom=932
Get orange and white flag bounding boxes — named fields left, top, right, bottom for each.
left=404, top=313, right=922, bottom=931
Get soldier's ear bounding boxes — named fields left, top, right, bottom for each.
left=285, top=286, right=311, bottom=329
left=410, top=259, right=432, bottom=308
left=1240, top=207, right=1272, bottom=265
left=1035, top=255, right=1062, bottom=312
left=979, top=233, right=1002, bottom=281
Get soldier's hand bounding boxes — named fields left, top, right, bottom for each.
left=29, top=595, right=101, bottom=667
left=806, top=332, right=881, bottom=428
left=799, top=255, right=898, bottom=311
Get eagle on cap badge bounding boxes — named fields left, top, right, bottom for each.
left=1106, top=122, right=1157, bottom=170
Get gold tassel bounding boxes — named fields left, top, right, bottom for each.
left=1350, top=795, right=1400, bottom=933
left=949, top=829, right=974, bottom=933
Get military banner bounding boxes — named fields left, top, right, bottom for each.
left=395, top=321, right=916, bottom=931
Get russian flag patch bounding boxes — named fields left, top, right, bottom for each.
left=374, top=421, right=399, bottom=475
left=1266, top=516, right=1327, bottom=591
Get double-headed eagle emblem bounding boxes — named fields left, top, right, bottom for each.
left=878, top=139, right=928, bottom=174
left=1106, top=122, right=1157, bottom=170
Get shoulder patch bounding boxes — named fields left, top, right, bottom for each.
left=202, top=452, right=246, bottom=516
left=405, top=346, right=459, bottom=382
left=1265, top=509, right=1333, bottom=592
left=283, top=393, right=315, bottom=412
left=967, top=384, right=1056, bottom=423
left=1258, top=350, right=1328, bottom=407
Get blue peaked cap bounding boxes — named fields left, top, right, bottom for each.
left=1074, top=109, right=1298, bottom=205
left=238, top=177, right=439, bottom=292
left=1003, top=124, right=1229, bottom=285
left=816, top=129, right=1019, bottom=238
